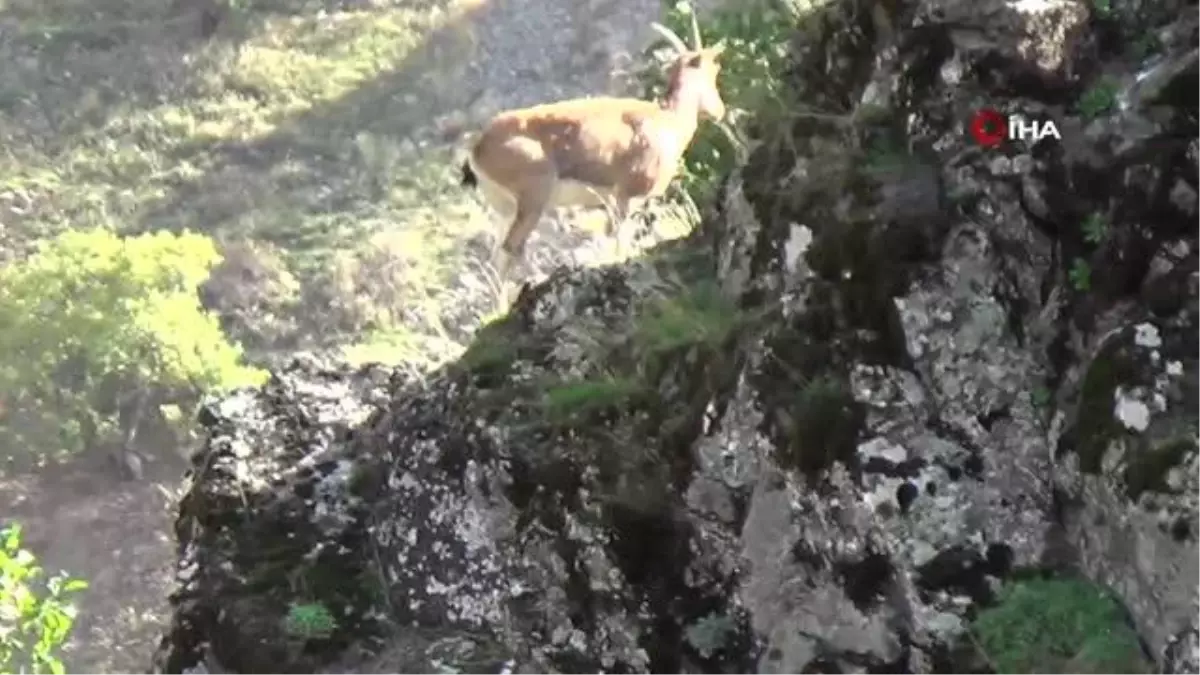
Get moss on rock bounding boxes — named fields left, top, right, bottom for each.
left=1124, top=436, right=1197, bottom=501
left=1066, top=339, right=1137, bottom=474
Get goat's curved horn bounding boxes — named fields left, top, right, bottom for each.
left=689, top=8, right=703, bottom=49
left=649, top=21, right=690, bottom=54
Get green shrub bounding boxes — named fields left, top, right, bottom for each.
left=970, top=577, right=1152, bottom=673
left=0, top=524, right=88, bottom=675
left=0, top=229, right=265, bottom=464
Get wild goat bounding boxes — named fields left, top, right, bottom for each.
left=460, top=13, right=728, bottom=277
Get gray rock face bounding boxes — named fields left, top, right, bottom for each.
left=153, top=0, right=1198, bottom=672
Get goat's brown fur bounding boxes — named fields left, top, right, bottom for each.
left=461, top=17, right=725, bottom=278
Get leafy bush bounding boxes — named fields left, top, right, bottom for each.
left=970, top=576, right=1152, bottom=673
left=0, top=229, right=265, bottom=465
left=0, top=524, right=88, bottom=675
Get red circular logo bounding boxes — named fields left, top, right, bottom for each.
left=969, top=108, right=1007, bottom=147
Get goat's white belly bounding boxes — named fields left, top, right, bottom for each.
left=549, top=179, right=614, bottom=210
left=469, top=162, right=624, bottom=226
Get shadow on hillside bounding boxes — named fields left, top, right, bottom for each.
left=0, top=0, right=235, bottom=150
left=1, top=0, right=421, bottom=262
left=2, top=0, right=460, bottom=199
left=2, top=0, right=433, bottom=146
left=125, top=0, right=553, bottom=253
left=124, top=0, right=489, bottom=249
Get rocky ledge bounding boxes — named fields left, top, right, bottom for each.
left=153, top=0, right=1198, bottom=671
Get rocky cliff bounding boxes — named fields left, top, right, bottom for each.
left=152, top=0, right=1199, bottom=671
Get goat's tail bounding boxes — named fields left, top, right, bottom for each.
left=460, top=160, right=478, bottom=189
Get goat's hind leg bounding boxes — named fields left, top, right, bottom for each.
left=603, top=194, right=633, bottom=260
left=468, top=168, right=518, bottom=279
left=500, top=180, right=553, bottom=273
left=489, top=136, right=554, bottom=277
left=489, top=189, right=551, bottom=306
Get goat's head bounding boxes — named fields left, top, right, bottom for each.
left=650, top=13, right=726, bottom=121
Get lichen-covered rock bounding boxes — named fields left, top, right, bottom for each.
left=153, top=0, right=1198, bottom=671
left=153, top=355, right=402, bottom=674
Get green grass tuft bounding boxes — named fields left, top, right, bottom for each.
left=633, top=279, right=741, bottom=356
left=542, top=376, right=647, bottom=421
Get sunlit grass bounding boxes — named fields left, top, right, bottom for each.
left=2, top=0, right=492, bottom=362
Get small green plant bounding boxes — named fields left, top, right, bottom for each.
left=543, top=376, right=646, bottom=421
left=1069, top=258, right=1092, bottom=291
left=1031, top=386, right=1053, bottom=409
left=970, top=576, right=1152, bottom=673
left=1078, top=79, right=1119, bottom=120
left=1081, top=211, right=1108, bottom=245
left=0, top=524, right=88, bottom=675
left=1090, top=0, right=1113, bottom=17
left=282, top=602, right=337, bottom=641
